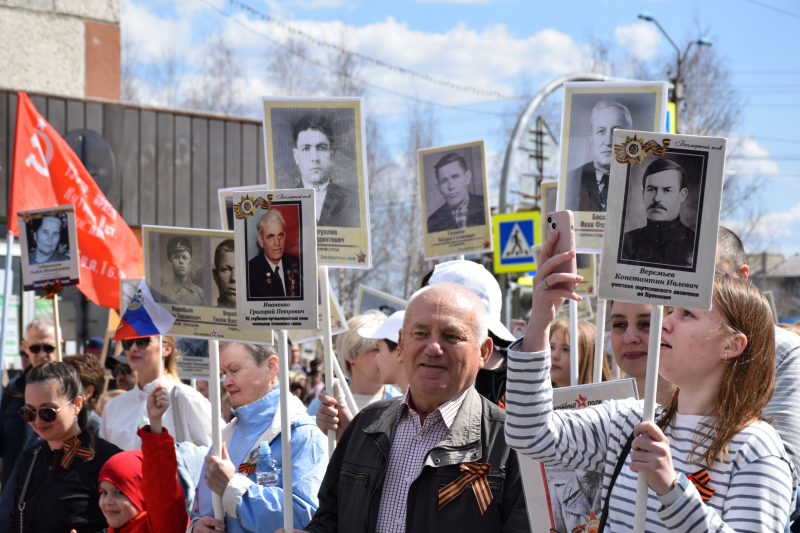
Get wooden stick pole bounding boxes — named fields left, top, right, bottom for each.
left=208, top=339, right=224, bottom=522
left=632, top=305, right=664, bottom=533
left=318, top=267, right=336, bottom=456
left=331, top=352, right=359, bottom=415
left=569, top=299, right=578, bottom=386
left=0, top=232, right=14, bottom=395
left=53, top=295, right=62, bottom=361
left=593, top=299, right=607, bottom=384
left=277, top=330, right=294, bottom=533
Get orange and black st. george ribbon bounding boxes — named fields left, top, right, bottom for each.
left=686, top=469, right=715, bottom=502
left=438, top=462, right=493, bottom=515
left=61, top=436, right=92, bottom=469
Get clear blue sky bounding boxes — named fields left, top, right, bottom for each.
left=126, top=0, right=800, bottom=253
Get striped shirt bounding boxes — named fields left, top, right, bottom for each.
left=376, top=387, right=469, bottom=533
left=504, top=342, right=797, bottom=533
left=767, top=326, right=800, bottom=473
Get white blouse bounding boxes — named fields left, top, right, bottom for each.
left=99, top=377, right=216, bottom=451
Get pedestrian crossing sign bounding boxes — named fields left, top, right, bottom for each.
left=492, top=211, right=540, bottom=274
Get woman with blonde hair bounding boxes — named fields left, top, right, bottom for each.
left=100, top=336, right=215, bottom=450
left=308, top=311, right=402, bottom=420
left=506, top=235, right=797, bottom=532
left=549, top=320, right=610, bottom=388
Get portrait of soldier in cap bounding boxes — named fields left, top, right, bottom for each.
left=161, top=236, right=205, bottom=305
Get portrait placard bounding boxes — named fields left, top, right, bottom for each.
left=262, top=97, right=371, bottom=269
left=233, top=188, right=318, bottom=330
left=540, top=181, right=558, bottom=244
left=219, top=184, right=265, bottom=231
left=285, top=279, right=348, bottom=344
left=598, top=130, right=726, bottom=310
left=18, top=205, right=80, bottom=291
left=356, top=286, right=407, bottom=316
left=520, top=379, right=638, bottom=533
left=419, top=140, right=493, bottom=260
left=143, top=226, right=273, bottom=344
left=557, top=82, right=668, bottom=252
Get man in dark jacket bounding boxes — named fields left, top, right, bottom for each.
left=426, top=152, right=486, bottom=233
left=247, top=209, right=303, bottom=299
left=280, top=283, right=530, bottom=533
left=620, top=158, right=696, bottom=268
left=565, top=100, right=632, bottom=213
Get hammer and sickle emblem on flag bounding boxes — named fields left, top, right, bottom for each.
left=25, top=133, right=49, bottom=177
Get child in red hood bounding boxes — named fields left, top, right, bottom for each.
left=89, top=385, right=188, bottom=533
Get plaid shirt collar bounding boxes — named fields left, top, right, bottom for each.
left=397, top=386, right=470, bottom=429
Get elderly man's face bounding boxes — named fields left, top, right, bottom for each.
left=258, top=219, right=286, bottom=264
left=436, top=161, right=471, bottom=208
left=399, top=287, right=492, bottom=409
left=213, top=251, right=236, bottom=304
left=590, top=106, right=629, bottom=169
left=643, top=170, right=686, bottom=222
left=293, top=129, right=332, bottom=188
left=34, top=217, right=61, bottom=257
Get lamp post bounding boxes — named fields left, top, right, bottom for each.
left=638, top=13, right=712, bottom=134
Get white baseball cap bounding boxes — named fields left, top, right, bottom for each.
left=427, top=260, right=516, bottom=344
left=358, top=310, right=405, bottom=344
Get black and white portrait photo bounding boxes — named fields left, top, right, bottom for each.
left=18, top=205, right=81, bottom=292
left=618, top=153, right=705, bottom=271
left=211, top=238, right=236, bottom=308
left=268, top=107, right=360, bottom=228
left=422, top=145, right=487, bottom=233
left=562, top=89, right=664, bottom=213
left=245, top=205, right=304, bottom=300
left=25, top=212, right=70, bottom=265
left=158, top=235, right=206, bottom=305
left=544, top=465, right=603, bottom=533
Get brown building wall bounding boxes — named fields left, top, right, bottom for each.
left=85, top=21, right=120, bottom=101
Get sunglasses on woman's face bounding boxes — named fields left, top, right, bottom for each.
left=18, top=399, right=74, bottom=423
left=27, top=344, right=56, bottom=355
left=111, top=365, right=133, bottom=378
left=121, top=337, right=153, bottom=350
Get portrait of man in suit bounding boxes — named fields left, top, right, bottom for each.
left=426, top=152, right=486, bottom=233
left=290, top=114, right=359, bottom=228
left=620, top=157, right=697, bottom=269
left=565, top=100, right=633, bottom=213
left=247, top=209, right=303, bottom=299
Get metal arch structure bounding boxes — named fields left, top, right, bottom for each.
left=498, top=72, right=621, bottom=215
left=497, top=72, right=621, bottom=326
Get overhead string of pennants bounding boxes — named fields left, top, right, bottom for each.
left=226, top=0, right=525, bottom=101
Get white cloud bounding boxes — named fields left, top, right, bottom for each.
left=614, top=21, right=662, bottom=61
left=726, top=134, right=781, bottom=177
left=217, top=15, right=584, bottom=110
left=121, top=0, right=194, bottom=63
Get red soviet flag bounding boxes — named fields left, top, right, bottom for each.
left=9, top=93, right=141, bottom=309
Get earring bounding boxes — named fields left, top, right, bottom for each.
left=724, top=353, right=728, bottom=362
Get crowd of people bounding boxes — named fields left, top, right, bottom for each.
left=0, top=226, right=797, bottom=532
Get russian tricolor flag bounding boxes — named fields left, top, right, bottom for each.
left=114, top=279, right=176, bottom=340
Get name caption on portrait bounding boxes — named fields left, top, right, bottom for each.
left=610, top=268, right=700, bottom=301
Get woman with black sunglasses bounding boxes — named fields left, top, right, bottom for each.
left=99, top=335, right=214, bottom=451
left=11, top=361, right=121, bottom=533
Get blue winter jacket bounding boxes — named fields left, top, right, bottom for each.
left=193, top=386, right=328, bottom=533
